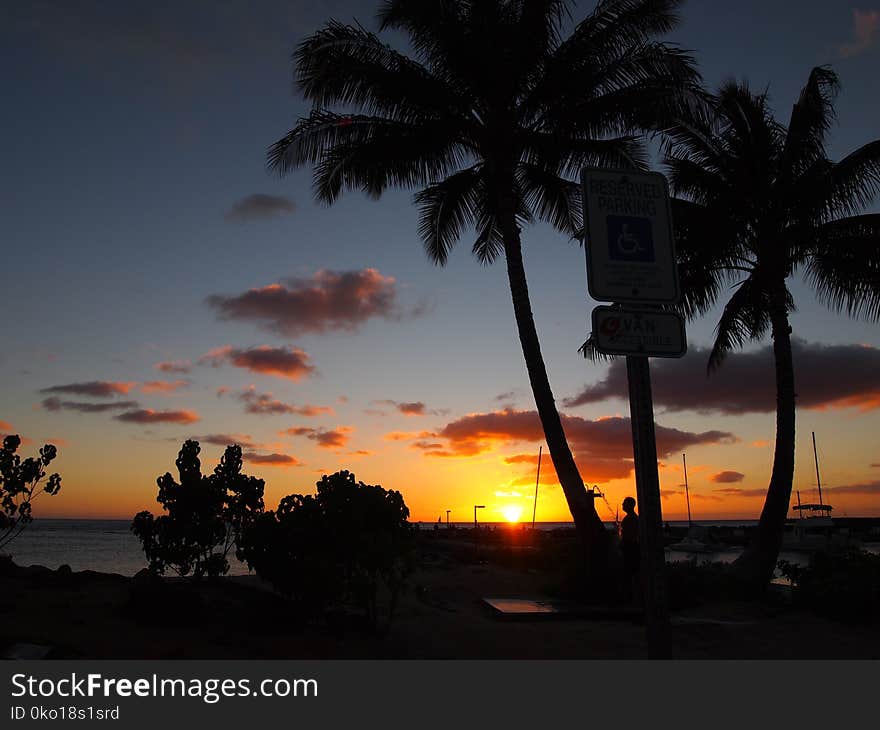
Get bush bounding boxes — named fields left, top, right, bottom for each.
left=131, top=440, right=264, bottom=580
left=0, top=435, right=62, bottom=552
left=240, top=470, right=414, bottom=630
left=778, top=550, right=880, bottom=624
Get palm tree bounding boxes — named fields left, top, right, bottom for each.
left=267, top=0, right=700, bottom=567
left=662, top=67, right=880, bottom=591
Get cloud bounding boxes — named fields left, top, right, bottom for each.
left=114, top=409, right=200, bottom=425
left=711, top=470, right=745, bottom=484
left=281, top=426, right=353, bottom=450
left=199, top=345, right=314, bottom=381
left=399, top=408, right=735, bottom=482
left=154, top=360, right=192, bottom=374
left=224, top=194, right=295, bottom=223
left=238, top=387, right=332, bottom=416
left=40, top=381, right=136, bottom=398
left=196, top=433, right=258, bottom=448
left=384, top=430, right=433, bottom=442
left=206, top=268, right=414, bottom=337
left=564, top=340, right=880, bottom=415
left=0, top=420, right=13, bottom=432
left=823, top=480, right=880, bottom=496
left=242, top=451, right=304, bottom=468
left=712, top=487, right=776, bottom=498
left=372, top=400, right=446, bottom=417
left=751, top=440, right=770, bottom=448
left=839, top=9, right=880, bottom=57
left=41, top=397, right=140, bottom=413
left=141, top=380, right=189, bottom=394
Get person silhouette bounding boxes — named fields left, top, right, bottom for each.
left=619, top=496, right=640, bottom=602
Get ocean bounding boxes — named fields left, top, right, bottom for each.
left=3, top=518, right=771, bottom=577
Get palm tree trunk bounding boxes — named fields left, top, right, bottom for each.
left=497, top=200, right=609, bottom=572
left=735, top=290, right=796, bottom=592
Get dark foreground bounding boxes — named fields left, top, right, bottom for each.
left=1, top=530, right=878, bottom=660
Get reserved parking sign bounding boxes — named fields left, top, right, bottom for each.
left=581, top=168, right=680, bottom=304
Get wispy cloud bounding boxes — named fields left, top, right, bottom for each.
left=154, top=360, right=192, bottom=374
left=371, top=399, right=447, bottom=417
left=141, top=380, right=189, bottom=394
left=711, top=470, right=745, bottom=484
left=281, top=426, right=353, bottom=450
left=839, top=9, right=880, bottom=57
left=393, top=408, right=734, bottom=483
left=41, top=397, right=140, bottom=413
left=199, top=345, right=315, bottom=381
left=40, top=381, right=136, bottom=398
left=242, top=451, right=304, bottom=468
left=206, top=269, right=417, bottom=337
left=565, top=340, right=880, bottom=415
left=238, top=387, right=332, bottom=416
left=224, top=193, right=295, bottom=223
left=114, top=409, right=200, bottom=425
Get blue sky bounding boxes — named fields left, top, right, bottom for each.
left=2, top=1, right=879, bottom=521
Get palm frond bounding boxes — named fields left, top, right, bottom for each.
left=707, top=274, right=772, bottom=371
left=268, top=111, right=469, bottom=203
left=824, top=140, right=880, bottom=218
left=294, top=20, right=472, bottom=126
left=578, top=332, right=617, bottom=362
left=413, top=166, right=483, bottom=265
left=516, top=164, right=583, bottom=235
left=806, top=214, right=880, bottom=321
left=780, top=66, right=839, bottom=178
left=670, top=198, right=743, bottom=320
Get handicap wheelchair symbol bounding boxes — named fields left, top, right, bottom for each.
left=606, top=215, right=655, bottom=262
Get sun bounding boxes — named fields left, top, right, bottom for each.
left=501, top=505, right=523, bottom=524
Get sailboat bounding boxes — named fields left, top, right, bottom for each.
left=667, top=454, right=726, bottom=554
left=782, top=433, right=859, bottom=553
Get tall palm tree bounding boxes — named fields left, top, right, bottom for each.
left=662, top=67, right=880, bottom=590
left=267, top=0, right=700, bottom=566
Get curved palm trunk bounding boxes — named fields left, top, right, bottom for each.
left=735, top=293, right=797, bottom=592
left=497, top=205, right=609, bottom=573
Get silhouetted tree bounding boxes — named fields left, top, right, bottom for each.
left=660, top=67, right=880, bottom=591
left=0, top=435, right=62, bottom=552
left=267, top=0, right=701, bottom=571
left=239, top=470, right=414, bottom=630
left=132, top=441, right=265, bottom=580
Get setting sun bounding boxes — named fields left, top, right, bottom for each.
left=500, top=505, right=523, bottom=523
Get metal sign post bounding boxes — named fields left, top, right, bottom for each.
left=626, top=355, right=672, bottom=658
left=581, top=167, right=681, bottom=660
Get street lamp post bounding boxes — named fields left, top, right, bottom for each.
left=474, top=505, right=485, bottom=530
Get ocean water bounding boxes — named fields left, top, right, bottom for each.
left=4, top=519, right=872, bottom=577
left=3, top=519, right=252, bottom=577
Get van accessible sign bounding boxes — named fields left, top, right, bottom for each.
left=581, top=168, right=679, bottom=304
left=591, top=306, right=687, bottom=358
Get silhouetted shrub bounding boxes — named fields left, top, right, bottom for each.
left=240, top=470, right=414, bottom=630
left=131, top=440, right=264, bottom=580
left=778, top=550, right=880, bottom=624
left=0, top=435, right=62, bottom=552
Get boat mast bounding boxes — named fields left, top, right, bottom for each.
left=531, top=446, right=542, bottom=530
left=683, top=453, right=692, bottom=528
left=812, top=431, right=824, bottom=507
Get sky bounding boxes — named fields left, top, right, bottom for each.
left=2, top=0, right=879, bottom=524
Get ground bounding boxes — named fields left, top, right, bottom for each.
left=1, top=531, right=878, bottom=660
